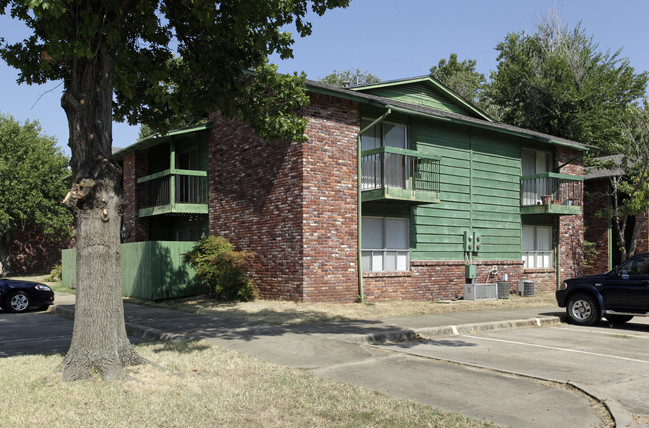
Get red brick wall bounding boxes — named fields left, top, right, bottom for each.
left=556, top=147, right=584, bottom=283
left=122, top=151, right=149, bottom=243
left=9, top=228, right=73, bottom=274
left=636, top=214, right=649, bottom=254
left=300, top=94, right=360, bottom=302
left=207, top=111, right=306, bottom=300
left=583, top=178, right=610, bottom=275
left=363, top=260, right=526, bottom=301
left=208, top=95, right=362, bottom=302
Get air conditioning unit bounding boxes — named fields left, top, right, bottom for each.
left=517, top=280, right=535, bottom=297
left=464, top=283, right=497, bottom=300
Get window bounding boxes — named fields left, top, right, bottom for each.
left=177, top=148, right=199, bottom=170
left=361, top=120, right=407, bottom=151
left=522, top=149, right=552, bottom=204
left=522, top=225, right=553, bottom=268
left=362, top=217, right=410, bottom=272
left=361, top=120, right=409, bottom=190
left=619, top=255, right=649, bottom=277
left=176, top=229, right=202, bottom=242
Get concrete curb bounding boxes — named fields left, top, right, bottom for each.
left=341, top=316, right=562, bottom=344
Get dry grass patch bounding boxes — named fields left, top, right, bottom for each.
left=1, top=340, right=494, bottom=427
left=128, top=293, right=557, bottom=325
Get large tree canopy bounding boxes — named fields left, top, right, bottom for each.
left=0, top=113, right=72, bottom=272
left=429, top=53, right=486, bottom=108
left=0, top=0, right=348, bottom=381
left=593, top=102, right=649, bottom=260
left=486, top=14, right=648, bottom=149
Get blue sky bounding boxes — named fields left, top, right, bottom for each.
left=1, top=0, right=648, bottom=156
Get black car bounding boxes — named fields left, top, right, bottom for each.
left=0, top=279, right=55, bottom=313
left=557, top=252, right=649, bottom=325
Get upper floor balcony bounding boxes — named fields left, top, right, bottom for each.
left=137, top=169, right=208, bottom=217
left=520, top=172, right=583, bottom=215
left=361, top=146, right=440, bottom=204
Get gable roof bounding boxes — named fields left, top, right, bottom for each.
left=114, top=76, right=591, bottom=155
left=113, top=123, right=212, bottom=160
left=349, top=75, right=493, bottom=121
left=585, top=154, right=625, bottom=179
left=306, top=79, right=590, bottom=152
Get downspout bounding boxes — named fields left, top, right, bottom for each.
left=357, top=109, right=392, bottom=302
left=556, top=219, right=561, bottom=289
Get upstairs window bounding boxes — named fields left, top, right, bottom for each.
left=521, top=149, right=553, bottom=204
left=361, top=120, right=407, bottom=150
left=362, top=217, right=410, bottom=272
left=177, top=148, right=200, bottom=170
left=361, top=121, right=409, bottom=190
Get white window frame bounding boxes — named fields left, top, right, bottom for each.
left=362, top=216, right=410, bottom=272
left=522, top=225, right=553, bottom=268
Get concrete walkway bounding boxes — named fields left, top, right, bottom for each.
left=52, top=292, right=612, bottom=427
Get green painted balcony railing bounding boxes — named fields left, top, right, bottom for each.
left=136, top=169, right=208, bottom=217
left=361, top=146, right=440, bottom=203
left=520, top=172, right=583, bottom=215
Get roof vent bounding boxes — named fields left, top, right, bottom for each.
left=341, top=80, right=351, bottom=89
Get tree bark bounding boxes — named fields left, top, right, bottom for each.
left=61, top=43, right=141, bottom=381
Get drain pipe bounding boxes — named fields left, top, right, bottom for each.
left=556, top=219, right=561, bottom=289
left=357, top=109, right=392, bottom=302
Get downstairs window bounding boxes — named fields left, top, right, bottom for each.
left=362, top=217, right=410, bottom=272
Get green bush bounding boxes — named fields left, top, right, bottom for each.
left=47, top=262, right=63, bottom=282
left=183, top=236, right=255, bottom=301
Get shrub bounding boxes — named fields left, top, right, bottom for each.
left=47, top=262, right=63, bottom=282
left=183, top=236, right=255, bottom=301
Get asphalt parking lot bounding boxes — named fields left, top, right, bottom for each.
left=378, top=317, right=649, bottom=425
left=0, top=308, right=148, bottom=357
left=0, top=309, right=73, bottom=357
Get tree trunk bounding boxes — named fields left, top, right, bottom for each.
left=61, top=44, right=141, bottom=381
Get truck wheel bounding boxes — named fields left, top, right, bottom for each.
left=567, top=293, right=600, bottom=326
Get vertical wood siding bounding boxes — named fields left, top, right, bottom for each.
left=62, top=241, right=200, bottom=299
left=411, top=120, right=522, bottom=261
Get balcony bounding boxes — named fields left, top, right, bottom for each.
left=137, top=169, right=208, bottom=217
left=520, top=172, right=583, bottom=215
left=361, top=146, right=440, bottom=203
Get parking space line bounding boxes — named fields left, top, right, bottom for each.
left=558, top=326, right=649, bottom=339
left=463, top=335, right=649, bottom=364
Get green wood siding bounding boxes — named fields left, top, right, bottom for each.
left=360, top=82, right=475, bottom=116
left=411, top=121, right=522, bottom=261
left=62, top=241, right=202, bottom=299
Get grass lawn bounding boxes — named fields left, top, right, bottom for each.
left=126, top=292, right=558, bottom=325
left=2, top=340, right=495, bottom=427
left=3, top=275, right=550, bottom=426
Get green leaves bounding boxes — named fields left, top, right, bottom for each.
left=486, top=20, right=648, bottom=148
left=183, top=235, right=255, bottom=301
left=0, top=113, right=72, bottom=240
left=430, top=54, right=486, bottom=107
left=319, top=69, right=381, bottom=87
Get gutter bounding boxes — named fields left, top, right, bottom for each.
left=382, top=104, right=589, bottom=152
left=356, top=109, right=392, bottom=303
